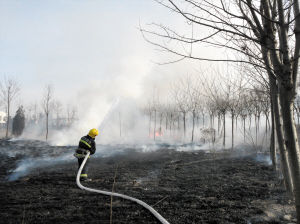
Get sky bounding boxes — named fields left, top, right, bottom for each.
left=0, top=0, right=225, bottom=105
left=0, top=0, right=227, bottom=143
left=1, top=1, right=168, bottom=104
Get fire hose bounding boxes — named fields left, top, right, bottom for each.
left=76, top=151, right=170, bottom=224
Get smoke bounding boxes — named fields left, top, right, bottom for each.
left=254, top=153, right=272, bottom=165
left=48, top=98, right=120, bottom=146
left=8, top=153, right=73, bottom=181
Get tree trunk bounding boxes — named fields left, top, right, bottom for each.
left=231, top=113, right=234, bottom=150
left=159, top=113, right=162, bottom=131
left=183, top=112, right=186, bottom=138
left=46, top=113, right=49, bottom=141
left=153, top=110, right=156, bottom=141
left=270, top=97, right=276, bottom=169
left=265, top=113, right=268, bottom=136
left=243, top=117, right=246, bottom=142
left=258, top=115, right=261, bottom=132
left=6, top=98, right=10, bottom=138
left=260, top=40, right=294, bottom=195
left=223, top=112, right=226, bottom=148
left=255, top=115, right=258, bottom=146
left=271, top=79, right=293, bottom=193
left=170, top=113, right=173, bottom=135
left=279, top=85, right=300, bottom=220
left=218, top=114, right=220, bottom=135
left=149, top=112, right=152, bottom=137
left=165, top=115, right=168, bottom=131
left=192, top=110, right=195, bottom=143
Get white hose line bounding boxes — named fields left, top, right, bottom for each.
left=76, top=152, right=170, bottom=224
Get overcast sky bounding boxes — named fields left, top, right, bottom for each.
left=0, top=0, right=223, bottom=113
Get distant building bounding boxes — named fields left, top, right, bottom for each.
left=0, top=111, right=7, bottom=124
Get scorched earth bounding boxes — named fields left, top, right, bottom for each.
left=0, top=139, right=296, bottom=224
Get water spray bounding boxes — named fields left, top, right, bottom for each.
left=76, top=151, right=170, bottom=224
left=98, top=98, right=120, bottom=131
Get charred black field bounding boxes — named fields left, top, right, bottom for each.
left=0, top=140, right=296, bottom=224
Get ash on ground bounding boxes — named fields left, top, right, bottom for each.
left=0, top=140, right=296, bottom=224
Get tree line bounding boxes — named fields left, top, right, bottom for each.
left=143, top=72, right=271, bottom=149
left=0, top=78, right=77, bottom=140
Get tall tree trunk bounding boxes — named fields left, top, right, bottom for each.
left=265, top=113, right=268, bottom=136
left=255, top=115, right=258, bottom=146
left=223, top=112, right=226, bottom=148
left=218, top=114, right=220, bottom=135
left=231, top=112, right=234, bottom=150
left=149, top=112, right=152, bottom=137
left=192, top=110, right=195, bottom=143
left=153, top=110, right=156, bottom=140
left=270, top=97, right=276, bottom=169
left=46, top=113, right=49, bottom=141
left=159, top=113, right=162, bottom=132
left=279, top=85, right=300, bottom=220
left=183, top=112, right=186, bottom=138
left=165, top=115, right=168, bottom=131
left=243, top=117, right=246, bottom=142
left=170, top=113, right=173, bottom=136
left=271, top=79, right=293, bottom=194
left=258, top=115, right=261, bottom=132
left=6, top=98, right=10, bottom=138
left=260, top=39, right=293, bottom=194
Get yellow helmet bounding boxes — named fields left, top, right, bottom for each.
left=88, top=128, right=99, bottom=138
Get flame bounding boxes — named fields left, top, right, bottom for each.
left=155, top=131, right=163, bottom=137
left=149, top=129, right=163, bottom=138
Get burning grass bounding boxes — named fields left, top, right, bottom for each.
left=0, top=140, right=296, bottom=223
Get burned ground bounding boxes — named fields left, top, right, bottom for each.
left=0, top=140, right=296, bottom=224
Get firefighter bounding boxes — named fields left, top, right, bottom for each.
left=74, top=128, right=98, bottom=181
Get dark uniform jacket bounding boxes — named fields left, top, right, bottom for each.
left=76, top=135, right=96, bottom=155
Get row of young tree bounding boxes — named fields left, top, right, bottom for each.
left=25, top=85, right=77, bottom=140
left=141, top=0, right=300, bottom=221
left=143, top=72, right=271, bottom=149
left=0, top=78, right=77, bottom=140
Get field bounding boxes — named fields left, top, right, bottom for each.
left=0, top=140, right=296, bottom=224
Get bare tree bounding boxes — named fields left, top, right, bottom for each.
left=52, top=100, right=63, bottom=128
left=66, top=104, right=77, bottom=127
left=0, top=77, right=20, bottom=138
left=142, top=1, right=300, bottom=218
left=33, top=102, right=39, bottom=124
left=238, top=95, right=249, bottom=143
left=42, top=85, right=53, bottom=141
left=151, top=88, right=160, bottom=140
left=172, top=77, right=191, bottom=140
left=177, top=75, right=202, bottom=142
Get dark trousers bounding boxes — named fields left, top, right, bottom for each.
left=78, top=158, right=89, bottom=178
